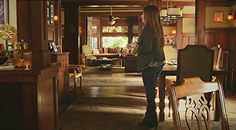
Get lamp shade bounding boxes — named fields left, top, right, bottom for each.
left=227, top=12, right=234, bottom=21
left=167, top=7, right=182, bottom=16
left=160, top=9, right=167, bottom=17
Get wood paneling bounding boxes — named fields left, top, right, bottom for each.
left=76, top=0, right=149, bottom=6
left=17, top=0, right=51, bottom=69
left=161, top=1, right=195, bottom=7
left=0, top=84, right=23, bottom=130
left=51, top=52, right=69, bottom=104
left=0, top=64, right=59, bottom=130
left=196, top=0, right=206, bottom=45
left=228, top=29, right=236, bottom=90
left=206, top=0, right=230, bottom=7
left=205, top=28, right=230, bottom=49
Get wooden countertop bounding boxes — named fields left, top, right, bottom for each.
left=0, top=63, right=59, bottom=83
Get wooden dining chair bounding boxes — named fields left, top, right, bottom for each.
left=167, top=77, right=229, bottom=130
left=69, top=65, right=83, bottom=96
left=166, top=45, right=214, bottom=115
left=176, top=45, right=214, bottom=84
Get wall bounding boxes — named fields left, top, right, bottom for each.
left=163, top=26, right=176, bottom=35
left=182, top=6, right=195, bottom=33
left=183, top=18, right=195, bottom=33
left=8, top=0, right=17, bottom=28
left=176, top=5, right=195, bottom=49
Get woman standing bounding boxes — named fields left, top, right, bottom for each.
left=137, top=5, right=165, bottom=128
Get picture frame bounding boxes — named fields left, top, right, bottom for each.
left=0, top=0, right=8, bottom=24
left=49, top=42, right=58, bottom=53
left=213, top=11, right=224, bottom=23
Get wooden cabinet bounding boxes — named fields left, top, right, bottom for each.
left=51, top=52, right=70, bottom=113
left=0, top=65, right=59, bottom=130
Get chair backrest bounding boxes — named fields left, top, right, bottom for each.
left=177, top=45, right=214, bottom=84
left=167, top=77, right=229, bottom=130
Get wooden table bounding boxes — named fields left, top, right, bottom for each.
left=158, top=64, right=227, bottom=122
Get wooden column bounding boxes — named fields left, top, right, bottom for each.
left=176, top=19, right=183, bottom=49
left=17, top=0, right=51, bottom=69
left=196, top=0, right=206, bottom=45
left=156, top=0, right=162, bottom=10
left=62, top=2, right=80, bottom=64
left=80, top=14, right=87, bottom=47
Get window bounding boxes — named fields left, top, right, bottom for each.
left=87, top=16, right=100, bottom=49
left=102, top=26, right=128, bottom=33
left=102, top=36, right=128, bottom=48
left=101, top=25, right=128, bottom=48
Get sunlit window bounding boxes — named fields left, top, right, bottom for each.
left=87, top=16, right=100, bottom=49
left=102, top=26, right=128, bottom=33
left=102, top=37, right=128, bottom=48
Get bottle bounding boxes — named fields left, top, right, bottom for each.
left=22, top=41, right=32, bottom=69
left=14, top=40, right=24, bottom=67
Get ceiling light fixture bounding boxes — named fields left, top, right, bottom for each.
left=160, top=0, right=183, bottom=24
left=108, top=7, right=119, bottom=25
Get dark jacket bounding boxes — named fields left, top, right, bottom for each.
left=137, top=26, right=165, bottom=72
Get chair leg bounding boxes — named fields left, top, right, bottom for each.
left=79, top=76, right=84, bottom=95
left=74, top=76, right=78, bottom=96
left=168, top=95, right=171, bottom=117
left=73, top=76, right=78, bottom=96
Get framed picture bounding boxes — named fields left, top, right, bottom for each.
left=0, top=0, right=8, bottom=24
left=213, top=11, right=224, bottom=23
left=49, top=42, right=58, bottom=53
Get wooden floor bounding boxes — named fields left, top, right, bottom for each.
left=59, top=67, right=236, bottom=130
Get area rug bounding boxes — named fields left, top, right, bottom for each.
left=59, top=96, right=236, bottom=130
left=82, top=75, right=143, bottom=87
left=82, top=67, right=143, bottom=87
left=61, top=67, right=236, bottom=130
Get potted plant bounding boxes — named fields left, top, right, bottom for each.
left=0, top=24, right=17, bottom=59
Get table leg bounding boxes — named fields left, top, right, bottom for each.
left=214, top=73, right=225, bottom=121
left=159, top=74, right=165, bottom=122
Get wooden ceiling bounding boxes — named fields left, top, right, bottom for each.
left=62, top=0, right=195, bottom=16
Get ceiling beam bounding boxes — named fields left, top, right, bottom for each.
left=161, top=1, right=195, bottom=8
left=77, top=0, right=150, bottom=6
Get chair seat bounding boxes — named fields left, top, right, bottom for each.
left=75, top=73, right=82, bottom=78
left=69, top=64, right=84, bottom=96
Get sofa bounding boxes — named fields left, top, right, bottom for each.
left=91, top=47, right=123, bottom=59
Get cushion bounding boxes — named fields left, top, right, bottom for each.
left=92, top=49, right=100, bottom=54
left=108, top=48, right=116, bottom=53
left=104, top=48, right=108, bottom=53
left=117, top=47, right=123, bottom=53
left=99, top=48, right=104, bottom=53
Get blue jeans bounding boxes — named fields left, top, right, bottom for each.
left=141, top=65, right=163, bottom=122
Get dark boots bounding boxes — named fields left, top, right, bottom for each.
left=139, top=109, right=158, bottom=128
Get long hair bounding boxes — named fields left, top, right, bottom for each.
left=142, top=5, right=164, bottom=45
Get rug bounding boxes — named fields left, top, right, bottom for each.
left=60, top=67, right=236, bottom=130
left=82, top=67, right=143, bottom=87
